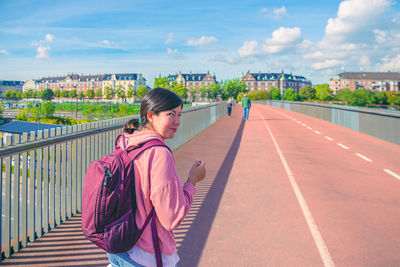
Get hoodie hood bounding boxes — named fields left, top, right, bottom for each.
left=118, top=128, right=166, bottom=151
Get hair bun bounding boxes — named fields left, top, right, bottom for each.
left=123, top=118, right=140, bottom=134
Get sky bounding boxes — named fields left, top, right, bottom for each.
left=0, top=0, right=399, bottom=86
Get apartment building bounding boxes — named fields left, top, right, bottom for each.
left=0, top=80, right=24, bottom=96
left=167, top=72, right=217, bottom=90
left=241, top=71, right=311, bottom=93
left=329, top=72, right=400, bottom=93
left=23, top=73, right=146, bottom=97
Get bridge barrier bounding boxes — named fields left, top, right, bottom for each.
left=256, top=100, right=400, bottom=145
left=0, top=103, right=225, bottom=261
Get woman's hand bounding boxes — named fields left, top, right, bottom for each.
left=187, top=160, right=206, bottom=186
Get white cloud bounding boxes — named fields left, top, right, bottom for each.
left=0, top=49, right=9, bottom=55
left=262, top=27, right=302, bottom=54
left=45, top=34, right=54, bottom=43
left=238, top=41, right=259, bottom=57
left=209, top=54, right=242, bottom=64
left=36, top=45, right=50, bottom=59
left=312, top=59, right=342, bottom=70
left=379, top=54, right=400, bottom=71
left=373, top=29, right=389, bottom=44
left=187, top=36, right=218, bottom=47
left=165, top=32, right=174, bottom=44
left=324, top=0, right=391, bottom=43
left=167, top=48, right=178, bottom=55
left=273, top=6, right=287, bottom=17
left=97, top=40, right=115, bottom=46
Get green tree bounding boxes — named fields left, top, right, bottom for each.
left=154, top=77, right=169, bottom=88
left=334, top=88, right=353, bottom=104
left=170, top=83, right=188, bottom=100
left=189, top=88, right=197, bottom=102
left=127, top=84, right=135, bottom=100
left=282, top=88, right=299, bottom=101
left=85, top=89, right=95, bottom=99
left=267, top=87, right=281, bottom=100
left=236, top=92, right=245, bottom=102
left=136, top=85, right=148, bottom=98
left=208, top=83, right=221, bottom=100
left=54, top=88, right=61, bottom=98
left=41, top=101, right=55, bottom=118
left=95, top=88, right=103, bottom=98
left=256, top=90, right=271, bottom=100
left=386, top=91, right=400, bottom=106
left=41, top=88, right=54, bottom=101
left=116, top=85, right=126, bottom=101
left=69, top=89, right=77, bottom=98
left=299, top=86, right=316, bottom=101
left=199, top=85, right=208, bottom=100
left=222, top=79, right=246, bottom=100
left=4, top=90, right=14, bottom=100
left=22, top=89, right=33, bottom=99
left=104, top=86, right=115, bottom=100
left=78, top=91, right=85, bottom=99
left=373, top=91, right=388, bottom=105
left=351, top=89, right=376, bottom=106
left=61, top=90, right=69, bottom=98
left=315, top=84, right=332, bottom=101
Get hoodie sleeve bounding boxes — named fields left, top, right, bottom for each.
left=148, top=147, right=196, bottom=231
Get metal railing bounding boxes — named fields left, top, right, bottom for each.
left=0, top=103, right=225, bottom=261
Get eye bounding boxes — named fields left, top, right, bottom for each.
left=168, top=112, right=175, bottom=117
left=178, top=113, right=182, bottom=117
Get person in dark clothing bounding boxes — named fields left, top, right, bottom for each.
left=227, top=99, right=233, bottom=118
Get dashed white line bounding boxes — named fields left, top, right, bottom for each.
left=257, top=110, right=334, bottom=267
left=337, top=143, right=349, bottom=150
left=355, top=153, right=372, bottom=162
left=324, top=136, right=333, bottom=141
left=314, top=130, right=322, bottom=135
left=307, top=126, right=312, bottom=130
left=384, top=169, right=400, bottom=181
left=301, top=123, right=306, bottom=127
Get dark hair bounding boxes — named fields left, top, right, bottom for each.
left=123, top=87, right=183, bottom=134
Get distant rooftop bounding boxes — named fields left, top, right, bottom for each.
left=0, top=121, right=61, bottom=135
left=338, top=72, right=400, bottom=80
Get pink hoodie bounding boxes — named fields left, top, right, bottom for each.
left=119, top=129, right=196, bottom=255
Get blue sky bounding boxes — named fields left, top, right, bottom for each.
left=0, top=0, right=399, bottom=86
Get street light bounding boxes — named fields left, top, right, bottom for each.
left=74, top=85, right=78, bottom=119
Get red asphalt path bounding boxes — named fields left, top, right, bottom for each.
left=174, top=104, right=400, bottom=266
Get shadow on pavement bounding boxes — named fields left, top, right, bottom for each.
left=177, top=119, right=245, bottom=267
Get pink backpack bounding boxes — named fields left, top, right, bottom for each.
left=82, top=134, right=167, bottom=266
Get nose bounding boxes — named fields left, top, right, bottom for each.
left=174, top=116, right=181, bottom=126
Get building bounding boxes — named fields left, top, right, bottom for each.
left=167, top=71, right=217, bottom=100
left=241, top=71, right=311, bottom=93
left=24, top=73, right=146, bottom=97
left=329, top=72, right=400, bottom=93
left=23, top=79, right=40, bottom=91
left=0, top=80, right=24, bottom=96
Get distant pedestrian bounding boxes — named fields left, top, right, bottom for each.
left=227, top=99, right=233, bottom=118
left=241, top=94, right=251, bottom=120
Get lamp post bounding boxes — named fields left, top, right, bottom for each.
left=74, top=85, right=78, bottom=119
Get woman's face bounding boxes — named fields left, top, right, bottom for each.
left=148, top=105, right=182, bottom=139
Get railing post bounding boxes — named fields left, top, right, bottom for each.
left=4, top=135, right=13, bottom=257
left=12, top=135, right=21, bottom=253
left=36, top=130, right=43, bottom=238
left=28, top=131, right=36, bottom=242
left=49, top=128, right=56, bottom=230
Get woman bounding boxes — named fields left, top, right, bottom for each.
left=107, top=88, right=206, bottom=267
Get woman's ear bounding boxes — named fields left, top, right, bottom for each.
left=146, top=111, right=154, bottom=122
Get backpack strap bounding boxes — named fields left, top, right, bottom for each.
left=128, top=139, right=169, bottom=267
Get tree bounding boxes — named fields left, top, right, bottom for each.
left=104, top=86, right=114, bottom=100
left=85, top=89, right=95, bottom=99
left=282, top=88, right=299, bottom=101
left=189, top=88, right=197, bottom=102
left=299, top=86, right=316, bottom=101
left=116, top=85, right=126, bottom=101
left=351, top=89, right=376, bottom=106
left=222, top=79, right=246, bottom=100
left=69, top=89, right=77, bottom=98
left=267, top=87, right=281, bottom=100
left=386, top=91, right=400, bottom=106
left=61, top=90, right=69, bottom=98
left=373, top=91, right=388, bottom=105
left=41, top=88, right=54, bottom=101
left=78, top=91, right=85, bottom=99
left=208, top=83, right=221, bottom=100
left=170, top=83, right=188, bottom=100
left=315, top=84, right=332, bottom=101
left=334, top=88, right=353, bottom=103
left=256, top=90, right=270, bottom=100
left=4, top=90, right=14, bottom=100
left=22, top=89, right=33, bottom=99
left=54, top=88, right=61, bottom=98
left=136, top=85, right=148, bottom=98
left=199, top=85, right=208, bottom=100
left=41, top=101, right=55, bottom=118
left=95, top=88, right=103, bottom=98
left=154, top=77, right=169, bottom=88
left=127, top=84, right=135, bottom=100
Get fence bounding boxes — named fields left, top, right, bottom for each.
left=0, top=102, right=225, bottom=261
left=256, top=100, right=400, bottom=145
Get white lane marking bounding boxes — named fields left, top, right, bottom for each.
left=355, top=153, right=372, bottom=162
left=325, top=136, right=333, bottom=141
left=337, top=143, right=349, bottom=150
left=307, top=126, right=312, bottom=130
left=302, top=123, right=306, bottom=127
left=297, top=121, right=302, bottom=124
left=384, top=169, right=400, bottom=181
left=314, top=130, right=322, bottom=135
left=256, top=110, right=335, bottom=267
